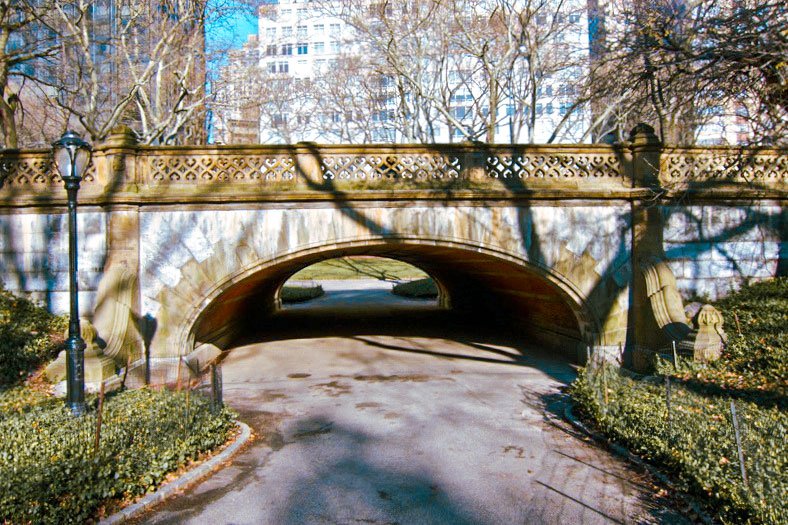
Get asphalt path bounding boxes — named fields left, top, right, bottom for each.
left=139, top=280, right=687, bottom=525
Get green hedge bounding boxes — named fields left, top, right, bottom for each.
left=571, top=278, right=788, bottom=524
left=0, top=388, right=235, bottom=524
left=571, top=363, right=786, bottom=524
left=391, top=278, right=438, bottom=299
left=281, top=284, right=324, bottom=303
left=0, top=286, right=67, bottom=386
left=689, top=278, right=787, bottom=400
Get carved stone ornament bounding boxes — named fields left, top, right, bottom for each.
left=639, top=256, right=691, bottom=342
left=45, top=318, right=118, bottom=385
left=639, top=256, right=725, bottom=362
left=692, top=304, right=726, bottom=362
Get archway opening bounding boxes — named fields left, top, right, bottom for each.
left=189, top=241, right=595, bottom=363
left=278, top=255, right=443, bottom=312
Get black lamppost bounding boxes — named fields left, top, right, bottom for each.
left=53, top=130, right=92, bottom=416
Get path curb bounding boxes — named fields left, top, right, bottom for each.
left=561, top=403, right=715, bottom=525
left=100, top=421, right=252, bottom=524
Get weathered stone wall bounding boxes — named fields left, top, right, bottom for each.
left=0, top=126, right=784, bottom=369
left=662, top=203, right=785, bottom=300
left=0, top=209, right=107, bottom=315
left=137, top=202, right=632, bottom=358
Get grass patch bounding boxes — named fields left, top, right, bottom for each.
left=391, top=278, right=438, bottom=299
left=280, top=284, right=325, bottom=303
left=290, top=256, right=428, bottom=281
left=571, top=277, right=788, bottom=524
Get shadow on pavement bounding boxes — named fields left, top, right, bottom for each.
left=233, top=306, right=578, bottom=385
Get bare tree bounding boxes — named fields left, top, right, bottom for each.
left=318, top=0, right=591, bottom=144
left=588, top=0, right=787, bottom=145
left=47, top=0, right=211, bottom=145
left=0, top=0, right=59, bottom=148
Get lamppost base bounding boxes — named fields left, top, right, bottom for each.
left=65, top=335, right=87, bottom=417
left=68, top=402, right=88, bottom=417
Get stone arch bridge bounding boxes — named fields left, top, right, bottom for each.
left=0, top=126, right=785, bottom=380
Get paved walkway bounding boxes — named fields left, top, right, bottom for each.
left=138, top=285, right=685, bottom=524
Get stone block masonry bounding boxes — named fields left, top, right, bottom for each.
left=0, top=124, right=784, bottom=375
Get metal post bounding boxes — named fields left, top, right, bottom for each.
left=730, top=401, right=748, bottom=487
left=211, top=364, right=223, bottom=414
left=665, top=375, right=672, bottom=433
left=65, top=179, right=86, bottom=416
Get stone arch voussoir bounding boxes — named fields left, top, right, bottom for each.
left=150, top=234, right=626, bottom=359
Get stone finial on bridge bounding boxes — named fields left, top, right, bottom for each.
left=628, top=123, right=660, bottom=146
left=628, top=123, right=662, bottom=188
left=102, top=125, right=138, bottom=148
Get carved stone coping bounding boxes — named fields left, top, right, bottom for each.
left=660, top=147, right=788, bottom=188
left=1, top=143, right=785, bottom=207
left=135, top=143, right=627, bottom=185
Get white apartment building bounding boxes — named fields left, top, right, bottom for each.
left=213, top=0, right=592, bottom=145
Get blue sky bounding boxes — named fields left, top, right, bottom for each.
left=206, top=1, right=259, bottom=59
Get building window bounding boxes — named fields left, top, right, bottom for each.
left=313, top=23, right=324, bottom=33
left=569, top=14, right=581, bottom=23
left=451, top=91, right=472, bottom=103
left=266, top=27, right=276, bottom=39
left=297, top=42, right=308, bottom=54
left=266, top=44, right=277, bottom=56
left=313, top=42, right=324, bottom=54
left=283, top=27, right=293, bottom=37
left=538, top=85, right=554, bottom=98
left=330, top=40, right=340, bottom=53
left=330, top=23, right=341, bottom=35
left=278, top=61, right=289, bottom=73
left=281, top=43, right=293, bottom=55
left=314, top=59, right=326, bottom=70
left=280, top=8, right=291, bottom=17
left=545, top=103, right=553, bottom=115
left=268, top=62, right=277, bottom=74
left=272, top=113, right=286, bottom=126
left=452, top=106, right=467, bottom=119
left=372, top=129, right=395, bottom=142
left=297, top=25, right=308, bottom=38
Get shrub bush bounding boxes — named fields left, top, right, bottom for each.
left=280, top=284, right=324, bottom=303
left=0, top=388, right=235, bottom=524
left=391, top=278, right=438, bottom=299
left=572, top=278, right=788, bottom=524
left=0, top=286, right=67, bottom=386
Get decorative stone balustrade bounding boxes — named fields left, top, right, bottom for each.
left=0, top=131, right=785, bottom=205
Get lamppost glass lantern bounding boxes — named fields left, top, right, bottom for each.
left=53, top=130, right=92, bottom=184
left=52, top=130, right=92, bottom=416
